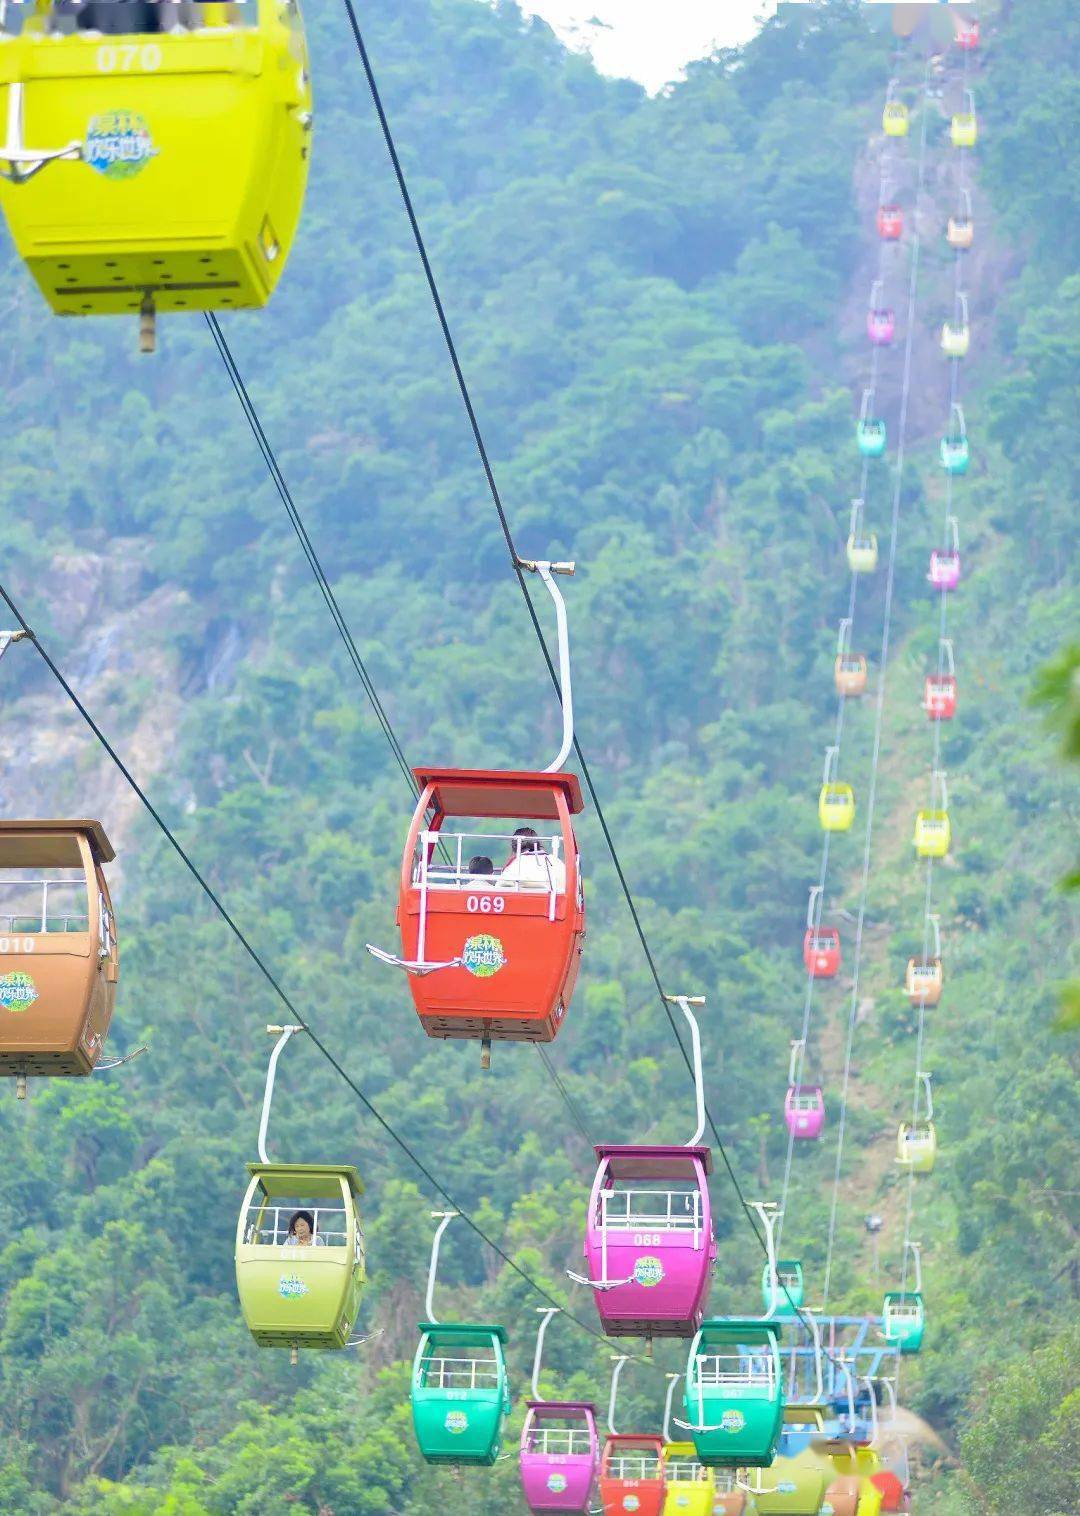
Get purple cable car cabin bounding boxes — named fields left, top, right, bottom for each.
left=579, top=1144, right=716, bottom=1339
left=784, top=1085, right=826, bottom=1141
left=867, top=307, right=896, bottom=346
left=520, top=1400, right=599, bottom=1514
left=928, top=550, right=961, bottom=592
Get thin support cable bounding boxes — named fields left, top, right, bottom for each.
left=204, top=312, right=418, bottom=799
left=0, top=577, right=639, bottom=1364
left=822, top=67, right=934, bottom=1310
left=204, top=313, right=594, bottom=1149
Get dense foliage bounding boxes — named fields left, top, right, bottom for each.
left=0, top=1, right=1075, bottom=1511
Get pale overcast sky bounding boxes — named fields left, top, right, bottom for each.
left=519, top=1, right=779, bottom=91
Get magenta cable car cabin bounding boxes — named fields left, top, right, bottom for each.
left=521, top=1400, right=600, bottom=1514
left=576, top=1144, right=716, bottom=1339
left=785, top=1085, right=825, bottom=1141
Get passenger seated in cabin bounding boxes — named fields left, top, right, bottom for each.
left=72, top=0, right=167, bottom=32
left=499, top=826, right=566, bottom=892
left=62, top=0, right=226, bottom=32
left=467, top=855, right=497, bottom=889
left=285, top=1209, right=324, bottom=1247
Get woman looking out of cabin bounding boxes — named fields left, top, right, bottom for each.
left=285, top=1209, right=323, bottom=1246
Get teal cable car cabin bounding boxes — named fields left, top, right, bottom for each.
left=681, top=1318, right=785, bottom=1468
left=411, top=1321, right=511, bottom=1466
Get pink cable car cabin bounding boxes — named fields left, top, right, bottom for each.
left=929, top=520, right=961, bottom=593
left=803, top=929, right=841, bottom=979
left=382, top=768, right=584, bottom=1050
left=929, top=551, right=961, bottom=592
left=877, top=204, right=903, bottom=241
left=521, top=1401, right=599, bottom=1514
left=785, top=1085, right=825, bottom=1141
left=576, top=1145, right=716, bottom=1339
left=867, top=305, right=896, bottom=347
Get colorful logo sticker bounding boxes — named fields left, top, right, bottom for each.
left=0, top=972, right=38, bottom=1013
left=633, top=1255, right=665, bottom=1288
left=444, top=1409, right=469, bottom=1435
left=278, top=1272, right=309, bottom=1300
left=83, top=111, right=159, bottom=179
left=462, top=933, right=506, bottom=978
left=778, top=1482, right=797, bottom=1493
left=622, top=1499, right=641, bottom=1512
left=720, top=1409, right=746, bottom=1433
left=546, top=1474, right=568, bottom=1494
left=676, top=1500, right=690, bottom=1511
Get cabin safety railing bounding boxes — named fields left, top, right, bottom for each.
left=525, top=1427, right=593, bottom=1457
left=0, top=878, right=88, bottom=934
left=418, top=1355, right=501, bottom=1390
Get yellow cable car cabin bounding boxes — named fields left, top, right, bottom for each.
left=0, top=0, right=313, bottom=348
left=882, top=101, right=909, bottom=138
left=896, top=1121, right=937, bottom=1175
left=819, top=782, right=855, bottom=833
left=235, top=1162, right=366, bottom=1351
left=846, top=532, right=879, bottom=574
left=913, top=809, right=950, bottom=858
left=0, top=819, right=118, bottom=1091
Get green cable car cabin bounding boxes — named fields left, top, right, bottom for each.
left=235, top=1162, right=365, bottom=1351
left=882, top=1291, right=925, bottom=1354
left=762, top=1260, right=804, bottom=1319
left=681, top=1318, right=785, bottom=1468
left=411, top=1321, right=511, bottom=1466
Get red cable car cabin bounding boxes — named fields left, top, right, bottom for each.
left=923, top=675, right=957, bottom=721
left=803, top=928, right=841, bottom=979
left=393, top=769, right=584, bottom=1047
left=877, top=204, right=903, bottom=240
left=600, top=1434, right=666, bottom=1516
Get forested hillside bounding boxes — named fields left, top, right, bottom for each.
left=0, top=2, right=1075, bottom=1512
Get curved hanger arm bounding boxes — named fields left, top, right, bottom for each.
left=663, top=1373, right=680, bottom=1444
left=424, top=1212, right=458, bottom=1324
left=531, top=1307, right=560, bottom=1402
left=751, top=1200, right=781, bottom=1316
left=788, top=1038, right=804, bottom=1086
left=607, top=1355, right=629, bottom=1437
left=258, top=1024, right=304, bottom=1164
left=517, top=559, right=576, bottom=774
left=666, top=994, right=707, bottom=1146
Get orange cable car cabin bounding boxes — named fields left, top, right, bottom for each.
left=0, top=819, right=118, bottom=1088
left=386, top=768, right=585, bottom=1053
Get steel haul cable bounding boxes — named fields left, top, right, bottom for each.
left=900, top=41, right=978, bottom=1315
left=333, top=0, right=809, bottom=1297
left=204, top=309, right=595, bottom=1153
left=822, top=60, right=935, bottom=1311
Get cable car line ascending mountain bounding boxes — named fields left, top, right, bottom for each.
left=333, top=0, right=824, bottom=1313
